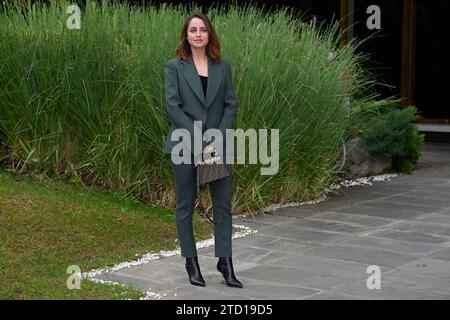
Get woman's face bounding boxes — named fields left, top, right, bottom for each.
left=186, top=17, right=209, bottom=50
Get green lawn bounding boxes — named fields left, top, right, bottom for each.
left=0, top=168, right=213, bottom=299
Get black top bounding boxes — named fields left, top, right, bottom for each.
left=199, top=75, right=207, bottom=97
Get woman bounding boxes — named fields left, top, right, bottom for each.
left=164, top=12, right=243, bottom=288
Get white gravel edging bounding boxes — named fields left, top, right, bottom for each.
left=81, top=224, right=257, bottom=300
left=242, top=173, right=399, bottom=216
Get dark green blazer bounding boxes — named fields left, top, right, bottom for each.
left=164, top=56, right=237, bottom=160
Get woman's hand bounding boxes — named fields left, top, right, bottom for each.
left=203, top=144, right=216, bottom=156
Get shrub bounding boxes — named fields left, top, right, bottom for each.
left=348, top=99, right=424, bottom=173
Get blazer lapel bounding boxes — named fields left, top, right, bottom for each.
left=205, top=58, right=221, bottom=109
left=180, top=56, right=222, bottom=109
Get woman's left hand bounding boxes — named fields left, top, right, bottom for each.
left=203, top=145, right=216, bottom=155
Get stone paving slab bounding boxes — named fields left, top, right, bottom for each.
left=218, top=245, right=294, bottom=265
left=298, top=197, right=382, bottom=212
left=386, top=176, right=450, bottom=187
left=236, top=237, right=324, bottom=255
left=158, top=285, right=254, bottom=300
left=331, top=279, right=450, bottom=300
left=265, top=254, right=372, bottom=280
left=286, top=218, right=373, bottom=235
left=385, top=221, right=450, bottom=238
left=334, top=205, right=426, bottom=220
left=413, top=212, right=450, bottom=225
left=337, top=236, right=443, bottom=257
left=400, top=189, right=450, bottom=201
left=427, top=247, right=450, bottom=261
left=381, top=269, right=450, bottom=295
left=159, top=278, right=321, bottom=300
left=221, top=234, right=280, bottom=249
left=367, top=229, right=450, bottom=245
left=233, top=264, right=356, bottom=291
left=255, top=224, right=352, bottom=244
left=237, top=213, right=301, bottom=225
left=304, top=211, right=397, bottom=228
left=304, top=291, right=363, bottom=300
left=390, top=257, right=450, bottom=278
left=299, top=244, right=417, bottom=268
left=263, top=206, right=320, bottom=218
left=356, top=199, right=445, bottom=214
left=388, top=194, right=450, bottom=208
left=410, top=185, right=450, bottom=196
left=89, top=142, right=450, bottom=299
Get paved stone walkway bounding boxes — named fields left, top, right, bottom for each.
left=93, top=142, right=450, bottom=299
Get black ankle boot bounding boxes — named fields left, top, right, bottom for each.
left=217, top=257, right=243, bottom=288
left=185, top=257, right=205, bottom=287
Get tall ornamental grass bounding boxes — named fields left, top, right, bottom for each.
left=0, top=0, right=371, bottom=212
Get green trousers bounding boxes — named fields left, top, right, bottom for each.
left=169, top=155, right=233, bottom=258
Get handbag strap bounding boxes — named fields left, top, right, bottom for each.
left=196, top=167, right=223, bottom=224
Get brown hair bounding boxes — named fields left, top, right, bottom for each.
left=175, top=12, right=221, bottom=64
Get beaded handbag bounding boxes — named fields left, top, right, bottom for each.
left=195, top=153, right=229, bottom=224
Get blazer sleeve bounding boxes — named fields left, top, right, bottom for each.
left=218, top=61, right=237, bottom=132
left=210, top=60, right=237, bottom=154
left=165, top=60, right=204, bottom=156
